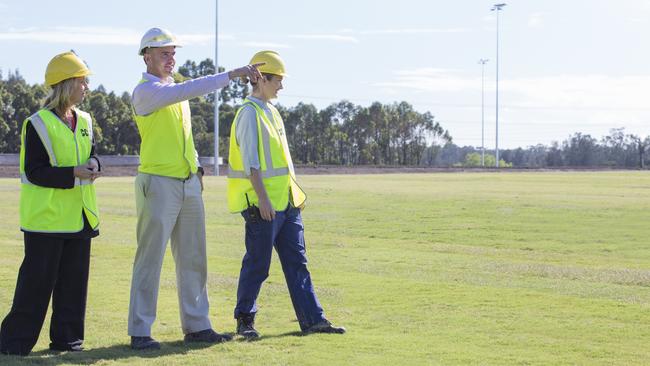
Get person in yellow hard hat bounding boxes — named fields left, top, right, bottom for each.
left=127, top=27, right=264, bottom=350
left=227, top=50, right=345, bottom=339
left=0, top=51, right=101, bottom=356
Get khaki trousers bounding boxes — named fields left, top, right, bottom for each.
left=128, top=173, right=211, bottom=336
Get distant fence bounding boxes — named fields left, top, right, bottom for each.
left=0, top=154, right=222, bottom=166
left=1, top=153, right=645, bottom=172
left=0, top=154, right=18, bottom=165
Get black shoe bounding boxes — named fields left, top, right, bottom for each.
left=303, top=319, right=346, bottom=335
left=49, top=340, right=84, bottom=352
left=184, top=329, right=232, bottom=344
left=130, top=336, right=161, bottom=350
left=236, top=314, right=260, bottom=340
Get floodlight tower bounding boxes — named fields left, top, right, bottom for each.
left=491, top=3, right=506, bottom=167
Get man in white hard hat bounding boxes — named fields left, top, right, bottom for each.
left=128, top=27, right=263, bottom=350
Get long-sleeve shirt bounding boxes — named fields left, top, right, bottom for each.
left=23, top=110, right=100, bottom=238
left=131, top=72, right=231, bottom=116
left=234, top=96, right=278, bottom=176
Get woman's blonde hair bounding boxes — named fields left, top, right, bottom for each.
left=42, top=77, right=79, bottom=111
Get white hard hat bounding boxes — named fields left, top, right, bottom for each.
left=138, top=27, right=182, bottom=56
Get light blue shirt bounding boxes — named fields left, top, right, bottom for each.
left=132, top=72, right=230, bottom=116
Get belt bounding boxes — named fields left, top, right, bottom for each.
left=139, top=172, right=195, bottom=182
left=178, top=173, right=195, bottom=182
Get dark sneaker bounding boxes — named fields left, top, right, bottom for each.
left=49, top=340, right=84, bottom=352
left=303, top=320, right=346, bottom=335
left=130, top=336, right=161, bottom=350
left=236, top=314, right=260, bottom=340
left=184, top=329, right=232, bottom=344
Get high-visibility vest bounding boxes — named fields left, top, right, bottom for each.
left=134, top=77, right=198, bottom=178
left=19, top=109, right=99, bottom=232
left=227, top=99, right=306, bottom=213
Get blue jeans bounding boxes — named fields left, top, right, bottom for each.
left=234, top=206, right=325, bottom=330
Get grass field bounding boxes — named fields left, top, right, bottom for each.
left=0, top=172, right=649, bottom=365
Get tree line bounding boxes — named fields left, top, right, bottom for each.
left=1, top=60, right=648, bottom=168
left=447, top=128, right=648, bottom=169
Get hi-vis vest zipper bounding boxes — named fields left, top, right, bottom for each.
left=227, top=99, right=306, bottom=213
left=19, top=109, right=99, bottom=232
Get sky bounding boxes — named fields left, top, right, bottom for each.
left=1, top=0, right=649, bottom=149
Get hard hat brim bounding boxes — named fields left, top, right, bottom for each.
left=46, top=69, right=92, bottom=87
left=138, top=43, right=183, bottom=56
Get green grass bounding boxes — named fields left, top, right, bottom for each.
left=0, top=171, right=649, bottom=365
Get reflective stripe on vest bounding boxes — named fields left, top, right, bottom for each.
left=28, top=112, right=58, bottom=167
left=20, top=173, right=93, bottom=186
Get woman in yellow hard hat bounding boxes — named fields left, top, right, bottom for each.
left=0, top=51, right=101, bottom=356
left=227, top=51, right=345, bottom=339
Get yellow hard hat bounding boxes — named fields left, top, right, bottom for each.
left=45, top=51, right=92, bottom=87
left=139, top=27, right=182, bottom=56
left=250, top=50, right=287, bottom=77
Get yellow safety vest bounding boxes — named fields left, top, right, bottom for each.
left=19, top=108, right=99, bottom=233
left=134, top=77, right=198, bottom=178
left=227, top=99, right=306, bottom=213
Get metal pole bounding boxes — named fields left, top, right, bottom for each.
left=479, top=59, right=488, bottom=167
left=492, top=3, right=506, bottom=168
left=213, top=0, right=220, bottom=175
left=495, top=8, right=499, bottom=168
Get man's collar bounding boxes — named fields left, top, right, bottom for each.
left=247, top=95, right=270, bottom=109
left=142, top=72, right=173, bottom=84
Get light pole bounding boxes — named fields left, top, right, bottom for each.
left=213, top=0, right=220, bottom=175
left=478, top=58, right=489, bottom=167
left=491, top=3, right=506, bottom=168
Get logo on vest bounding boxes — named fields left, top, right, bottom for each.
left=80, top=128, right=89, bottom=137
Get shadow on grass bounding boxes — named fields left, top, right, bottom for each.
left=0, top=331, right=308, bottom=364
left=257, top=330, right=304, bottom=339
left=7, top=339, right=225, bottom=365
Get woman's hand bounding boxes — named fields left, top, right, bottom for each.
left=74, top=160, right=101, bottom=181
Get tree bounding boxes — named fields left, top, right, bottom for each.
left=632, top=135, right=648, bottom=169
left=284, top=102, right=319, bottom=164
left=563, top=133, right=599, bottom=166
left=463, top=152, right=482, bottom=167
left=0, top=71, right=46, bottom=152
left=461, top=153, right=511, bottom=168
